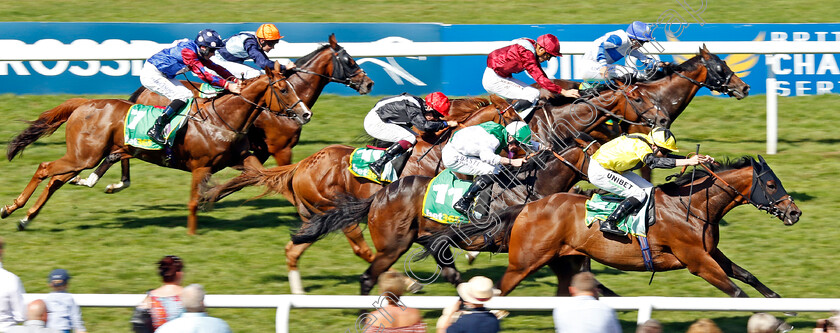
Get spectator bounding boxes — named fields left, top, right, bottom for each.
left=815, top=314, right=840, bottom=333
left=685, top=318, right=722, bottom=333
left=436, top=276, right=500, bottom=333
left=155, top=284, right=231, bottom=333
left=44, top=269, right=86, bottom=333
left=748, top=312, right=793, bottom=333
left=7, top=300, right=55, bottom=333
left=136, top=255, right=186, bottom=331
left=0, top=237, right=26, bottom=332
left=636, top=319, right=662, bottom=333
left=363, top=271, right=425, bottom=332
left=553, top=272, right=621, bottom=333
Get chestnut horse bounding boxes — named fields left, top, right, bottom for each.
left=2, top=66, right=309, bottom=234
left=202, top=95, right=520, bottom=294
left=69, top=34, right=374, bottom=193
left=287, top=134, right=600, bottom=295
left=433, top=156, right=801, bottom=298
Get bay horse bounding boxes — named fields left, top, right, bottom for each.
left=1, top=64, right=309, bottom=234
left=286, top=134, right=600, bottom=295
left=69, top=34, right=374, bottom=193
left=433, top=156, right=801, bottom=298
left=201, top=95, right=521, bottom=294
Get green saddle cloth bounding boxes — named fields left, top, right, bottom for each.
left=422, top=169, right=473, bottom=224
left=347, top=148, right=399, bottom=184
left=198, top=83, right=223, bottom=98
left=123, top=99, right=193, bottom=150
left=584, top=192, right=650, bottom=237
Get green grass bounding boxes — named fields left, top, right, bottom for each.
left=1, top=0, right=839, bottom=24
left=0, top=92, right=838, bottom=332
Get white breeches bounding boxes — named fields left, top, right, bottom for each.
left=587, top=162, right=651, bottom=202
left=442, top=145, right=501, bottom=176
left=139, top=62, right=192, bottom=102
left=363, top=110, right=417, bottom=144
left=210, top=54, right=263, bottom=80
left=579, top=59, right=640, bottom=81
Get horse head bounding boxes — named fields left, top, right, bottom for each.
left=322, top=34, right=374, bottom=94
left=748, top=155, right=801, bottom=225
left=621, top=84, right=670, bottom=129
left=697, top=45, right=751, bottom=99
left=261, top=62, right=312, bottom=125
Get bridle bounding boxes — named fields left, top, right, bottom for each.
left=292, top=46, right=367, bottom=90
left=671, top=56, right=735, bottom=94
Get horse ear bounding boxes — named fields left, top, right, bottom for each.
left=702, top=43, right=709, bottom=53
left=329, top=33, right=337, bottom=49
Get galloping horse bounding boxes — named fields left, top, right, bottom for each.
left=434, top=156, right=801, bottom=297
left=2, top=64, right=309, bottom=234
left=202, top=95, right=521, bottom=294
left=69, top=34, right=374, bottom=193
left=287, top=135, right=600, bottom=295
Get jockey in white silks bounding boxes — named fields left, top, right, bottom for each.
left=579, top=21, right=664, bottom=87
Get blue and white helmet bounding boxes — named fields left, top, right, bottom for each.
left=626, top=21, right=652, bottom=42
left=195, top=29, right=225, bottom=49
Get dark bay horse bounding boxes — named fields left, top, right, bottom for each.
left=201, top=95, right=521, bottom=294
left=69, top=34, right=374, bottom=193
left=287, top=135, right=600, bottom=295
left=437, top=156, right=801, bottom=297
left=2, top=65, right=309, bottom=234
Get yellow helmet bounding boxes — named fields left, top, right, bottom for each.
left=649, top=127, right=679, bottom=152
left=256, top=24, right=283, bottom=40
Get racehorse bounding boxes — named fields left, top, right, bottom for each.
left=69, top=34, right=374, bottom=193
left=286, top=135, right=600, bottom=295
left=201, top=95, right=521, bottom=294
left=433, top=156, right=801, bottom=297
left=2, top=64, right=309, bottom=235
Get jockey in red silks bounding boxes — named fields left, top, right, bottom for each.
left=140, top=29, right=242, bottom=145
left=483, top=33, right=580, bottom=121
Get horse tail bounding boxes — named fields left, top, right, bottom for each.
left=422, top=204, right=526, bottom=258
left=291, top=195, right=374, bottom=245
left=7, top=98, right=89, bottom=161
left=127, top=86, right=146, bottom=103
left=202, top=163, right=299, bottom=204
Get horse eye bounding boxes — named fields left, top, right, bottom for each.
left=766, top=181, right=776, bottom=189
left=280, top=88, right=287, bottom=94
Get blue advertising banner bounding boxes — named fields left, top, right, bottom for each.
left=2, top=22, right=839, bottom=97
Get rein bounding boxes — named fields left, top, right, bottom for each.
left=671, top=58, right=734, bottom=94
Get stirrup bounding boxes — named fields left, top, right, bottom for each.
left=369, top=161, right=385, bottom=179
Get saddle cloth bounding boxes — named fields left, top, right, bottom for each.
left=123, top=99, right=194, bottom=150
left=347, top=148, right=399, bottom=184
left=584, top=189, right=654, bottom=237
left=422, top=169, right=473, bottom=224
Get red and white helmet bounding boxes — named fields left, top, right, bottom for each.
left=425, top=92, right=451, bottom=116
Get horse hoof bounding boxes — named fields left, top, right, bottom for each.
left=0, top=206, right=9, bottom=219
left=783, top=311, right=798, bottom=317
left=68, top=175, right=82, bottom=185
left=17, top=219, right=28, bottom=231
left=406, top=279, right=424, bottom=294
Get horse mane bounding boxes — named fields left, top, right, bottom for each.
left=660, top=155, right=754, bottom=189
left=668, top=53, right=704, bottom=73
left=294, top=44, right=332, bottom=66
left=446, top=97, right=491, bottom=122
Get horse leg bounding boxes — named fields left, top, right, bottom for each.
left=284, top=240, right=311, bottom=295
left=546, top=256, right=576, bottom=296
left=497, top=247, right=557, bottom=296
left=19, top=172, right=79, bottom=230
left=68, top=159, right=113, bottom=188
left=342, top=224, right=374, bottom=263
left=2, top=154, right=91, bottom=220
left=578, top=257, right=620, bottom=296
left=104, top=159, right=132, bottom=194
left=187, top=167, right=211, bottom=235
left=360, top=249, right=410, bottom=296
left=676, top=248, right=749, bottom=297
left=711, top=248, right=781, bottom=298
left=273, top=147, right=293, bottom=166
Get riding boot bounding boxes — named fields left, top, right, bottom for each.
left=510, top=99, right=534, bottom=122
left=369, top=141, right=409, bottom=179
left=453, top=175, right=494, bottom=216
left=147, top=99, right=186, bottom=146
left=599, top=197, right=642, bottom=236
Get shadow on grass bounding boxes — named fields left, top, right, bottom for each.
left=789, top=191, right=814, bottom=202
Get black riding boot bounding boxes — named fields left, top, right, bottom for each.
left=599, top=197, right=642, bottom=236
left=147, top=99, right=186, bottom=146
left=369, top=142, right=408, bottom=179
left=510, top=99, right=535, bottom=122
left=453, top=175, right=494, bottom=216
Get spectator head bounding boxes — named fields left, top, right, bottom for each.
left=157, top=255, right=184, bottom=283
left=569, top=272, right=598, bottom=296
left=181, top=284, right=206, bottom=313
left=378, top=271, right=408, bottom=305
left=636, top=318, right=663, bottom=333
left=456, top=276, right=499, bottom=306
left=27, top=299, right=48, bottom=322
left=686, top=318, right=723, bottom=333
left=0, top=236, right=4, bottom=260
left=747, top=312, right=793, bottom=333
left=48, top=268, right=71, bottom=288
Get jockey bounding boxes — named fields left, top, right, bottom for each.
left=588, top=127, right=714, bottom=236
left=213, top=23, right=297, bottom=80
left=443, top=121, right=539, bottom=216
left=483, top=34, right=581, bottom=121
left=141, top=29, right=242, bottom=146
left=365, top=92, right=458, bottom=179
left=580, top=21, right=665, bottom=85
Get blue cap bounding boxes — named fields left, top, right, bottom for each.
left=48, top=268, right=70, bottom=285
